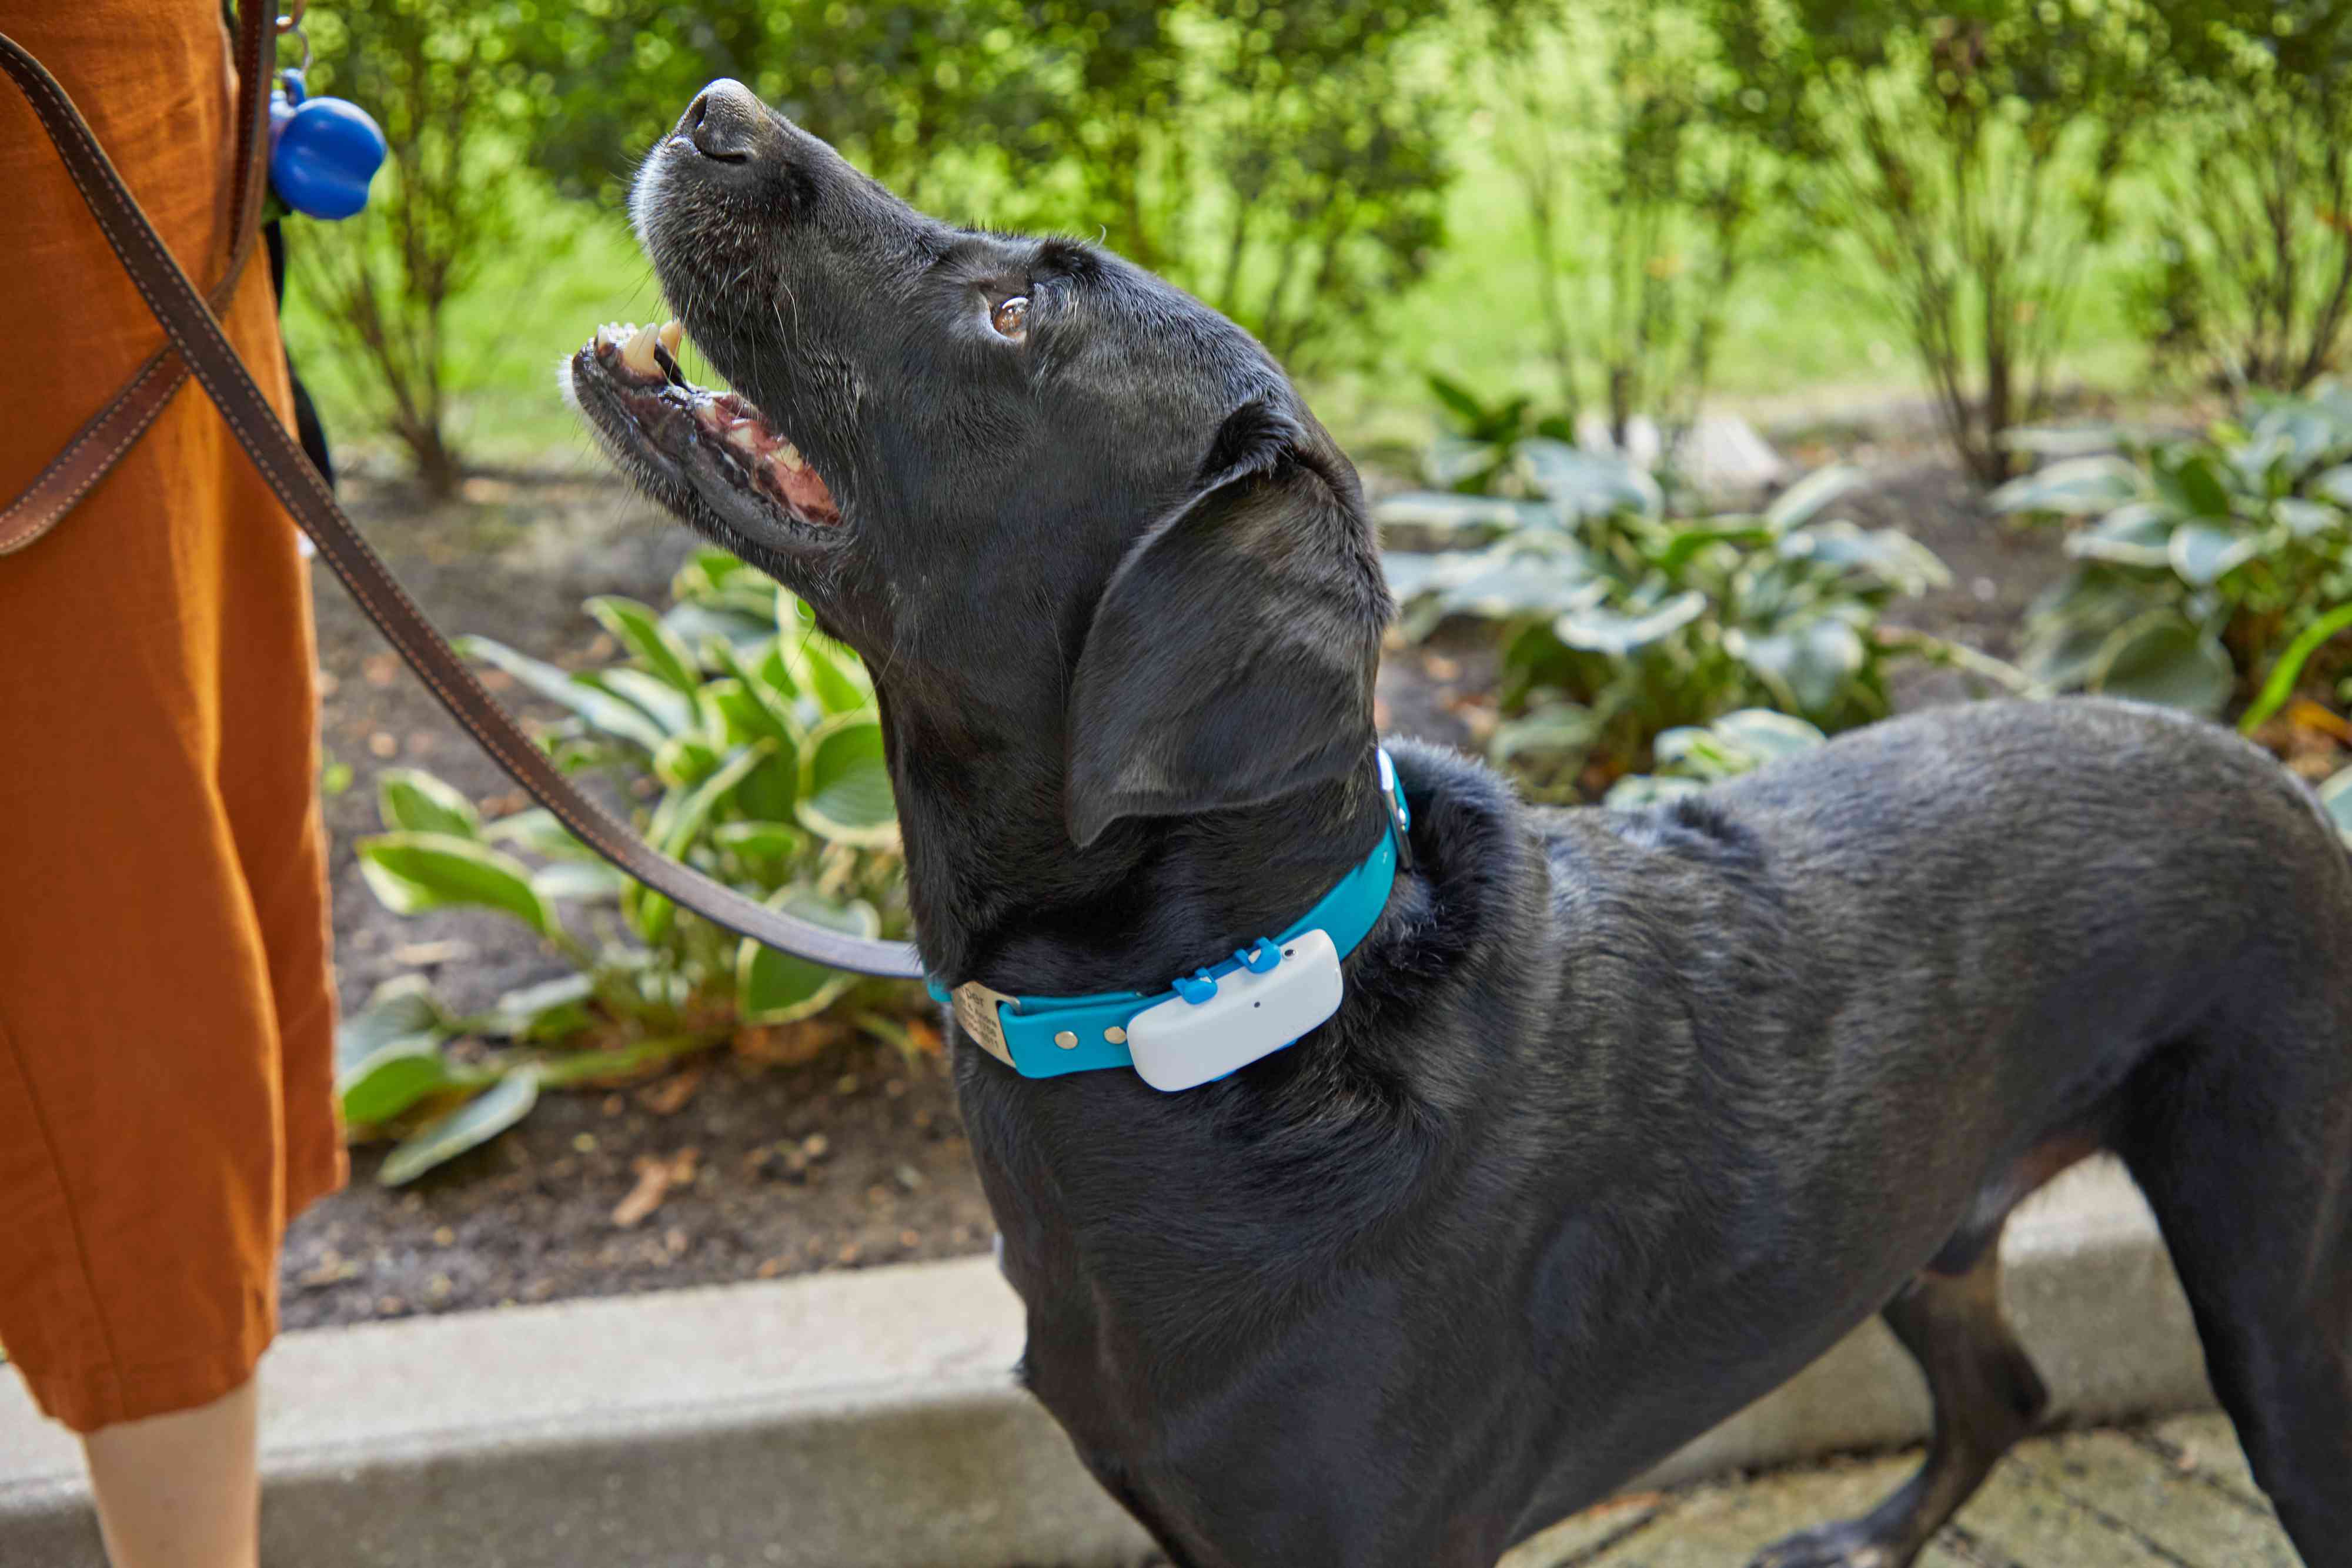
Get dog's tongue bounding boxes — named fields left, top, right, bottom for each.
left=596, top=320, right=840, bottom=523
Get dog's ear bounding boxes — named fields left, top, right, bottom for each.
left=1065, top=399, right=1389, bottom=847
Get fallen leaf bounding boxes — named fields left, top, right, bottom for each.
left=611, top=1147, right=704, bottom=1230
left=637, top=1065, right=705, bottom=1116
left=363, top=654, right=399, bottom=687
left=612, top=1158, right=670, bottom=1228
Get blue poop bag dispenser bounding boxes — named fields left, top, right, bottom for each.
left=268, top=68, right=385, bottom=220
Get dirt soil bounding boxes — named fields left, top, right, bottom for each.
left=284, top=435, right=2064, bottom=1330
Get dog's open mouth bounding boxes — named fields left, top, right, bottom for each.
left=566, top=320, right=840, bottom=534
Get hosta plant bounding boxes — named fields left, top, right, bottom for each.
left=1380, top=444, right=1954, bottom=796
left=1602, top=708, right=1828, bottom=808
left=1992, top=384, right=2352, bottom=716
left=340, top=548, right=913, bottom=1183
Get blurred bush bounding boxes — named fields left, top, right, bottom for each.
left=1475, top=0, right=1810, bottom=462
left=521, top=1, right=1482, bottom=372
left=2132, top=1, right=2352, bottom=393
left=343, top=547, right=914, bottom=1183
left=298, top=0, right=569, bottom=493
left=1715, top=0, right=2156, bottom=487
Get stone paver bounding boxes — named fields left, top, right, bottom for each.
left=1511, top=1420, right=2301, bottom=1568
left=2017, top=1429, right=2297, bottom=1568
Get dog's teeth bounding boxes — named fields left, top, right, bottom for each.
left=594, top=323, right=624, bottom=352
left=776, top=442, right=804, bottom=473
left=620, top=322, right=663, bottom=378
left=724, top=423, right=762, bottom=455
left=657, top=320, right=683, bottom=356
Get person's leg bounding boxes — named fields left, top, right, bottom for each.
left=82, top=1378, right=260, bottom=1568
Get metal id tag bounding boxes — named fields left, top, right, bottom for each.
left=950, top=980, right=1019, bottom=1068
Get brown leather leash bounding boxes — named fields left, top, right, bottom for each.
left=0, top=19, right=926, bottom=981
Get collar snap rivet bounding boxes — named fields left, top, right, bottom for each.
left=1053, top=1029, right=1078, bottom=1049
left=1105, top=1026, right=1128, bottom=1045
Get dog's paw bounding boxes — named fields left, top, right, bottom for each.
left=1748, top=1521, right=1912, bottom=1568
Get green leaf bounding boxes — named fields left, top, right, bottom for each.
left=2063, top=502, right=2173, bottom=567
left=2312, top=465, right=2352, bottom=508
left=2275, top=497, right=2342, bottom=539
left=2090, top=613, right=2234, bottom=716
left=1734, top=617, right=1866, bottom=714
left=1489, top=704, right=1602, bottom=767
left=587, top=594, right=702, bottom=696
left=796, top=715, right=898, bottom=847
left=1519, top=439, right=1662, bottom=520
left=659, top=740, right=776, bottom=857
left=336, top=976, right=456, bottom=1124
left=487, top=974, right=597, bottom=1042
left=2167, top=523, right=2260, bottom=587
left=530, top=861, right=627, bottom=902
left=357, top=833, right=553, bottom=934
left=2240, top=603, right=2352, bottom=734
left=377, top=1071, right=540, bottom=1186
left=661, top=601, right=775, bottom=663
left=1554, top=591, right=1707, bottom=656
left=1604, top=773, right=1707, bottom=808
left=1653, top=522, right=1775, bottom=576
left=588, top=667, right=698, bottom=738
left=2167, top=454, right=2234, bottom=519
left=336, top=975, right=449, bottom=1077
left=1709, top=708, right=1829, bottom=763
left=377, top=769, right=480, bottom=838
left=483, top=807, right=594, bottom=861
left=1425, top=372, right=1489, bottom=429
left=1374, top=492, right=1552, bottom=536
left=714, top=819, right=806, bottom=866
left=2320, top=769, right=2352, bottom=847
left=1989, top=455, right=2147, bottom=517
left=775, top=629, right=871, bottom=716
left=1762, top=464, right=1865, bottom=531
left=340, top=1044, right=455, bottom=1128
left=457, top=636, right=667, bottom=754
left=736, top=888, right=880, bottom=1025
left=1779, top=521, right=1950, bottom=596
left=653, top=734, right=723, bottom=790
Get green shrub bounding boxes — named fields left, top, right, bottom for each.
left=1602, top=708, right=1828, bottom=807
left=522, top=1, right=1480, bottom=373
left=1478, top=0, right=1809, bottom=453
left=2134, top=1, right=2352, bottom=392
left=1992, top=383, right=2352, bottom=715
left=1718, top=0, right=2154, bottom=486
left=297, top=0, right=576, bottom=493
left=339, top=549, right=913, bottom=1183
left=1380, top=447, right=1955, bottom=795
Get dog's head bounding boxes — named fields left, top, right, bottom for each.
left=564, top=81, right=1389, bottom=849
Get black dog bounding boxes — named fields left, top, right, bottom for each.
left=565, top=80, right=2352, bottom=1568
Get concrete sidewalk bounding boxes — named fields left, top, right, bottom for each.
left=1509, top=1412, right=2296, bottom=1568
left=0, top=1160, right=2221, bottom=1567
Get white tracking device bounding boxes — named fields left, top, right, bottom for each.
left=1125, top=929, right=1345, bottom=1093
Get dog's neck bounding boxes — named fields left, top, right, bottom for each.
left=880, top=690, right=1385, bottom=998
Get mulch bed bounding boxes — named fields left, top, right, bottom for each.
left=284, top=440, right=2063, bottom=1331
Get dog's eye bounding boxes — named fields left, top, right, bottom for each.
left=990, top=295, right=1029, bottom=342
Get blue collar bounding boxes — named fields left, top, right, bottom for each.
left=927, top=750, right=1411, bottom=1088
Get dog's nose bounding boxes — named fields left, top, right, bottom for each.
left=683, top=79, right=763, bottom=162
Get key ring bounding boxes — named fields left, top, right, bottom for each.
left=275, top=2, right=308, bottom=32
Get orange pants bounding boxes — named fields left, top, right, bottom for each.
left=0, top=2, right=345, bottom=1432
